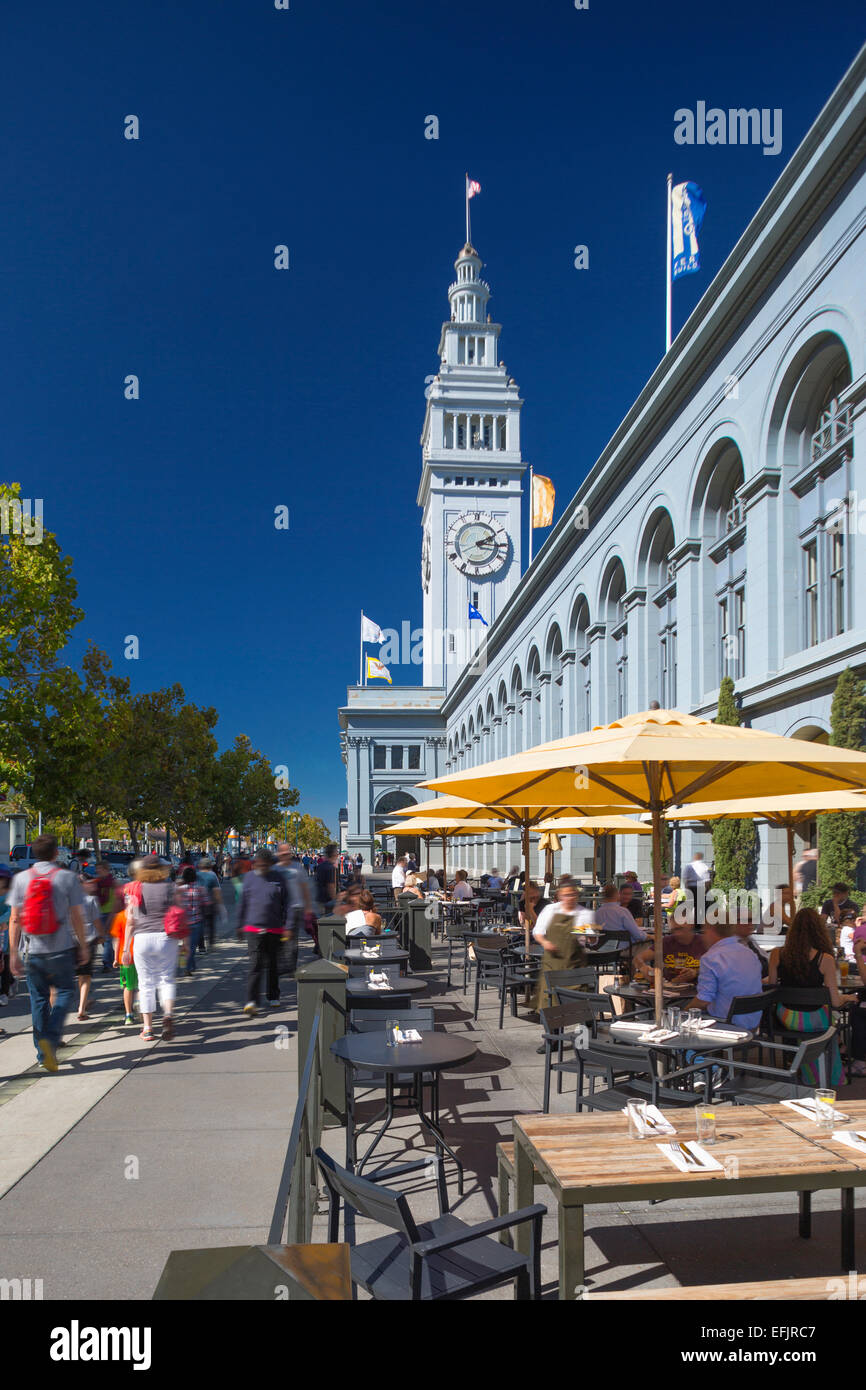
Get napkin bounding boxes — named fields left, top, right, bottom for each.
left=783, top=1097, right=850, bottom=1123
left=367, top=980, right=393, bottom=991
left=623, top=1104, right=676, bottom=1137
left=658, top=1140, right=724, bottom=1173
left=638, top=1028, right=679, bottom=1043
left=611, top=1020, right=655, bottom=1035
left=695, top=1028, right=751, bottom=1043
left=832, top=1130, right=866, bottom=1154
left=393, top=1028, right=422, bottom=1044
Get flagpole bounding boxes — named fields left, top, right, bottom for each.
left=665, top=172, right=673, bottom=353
left=528, top=464, right=534, bottom=567
left=360, top=610, right=364, bottom=687
left=465, top=172, right=470, bottom=245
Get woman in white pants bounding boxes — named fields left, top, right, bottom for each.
left=123, top=856, right=181, bottom=1042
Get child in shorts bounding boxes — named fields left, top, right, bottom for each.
left=111, top=907, right=137, bottom=1025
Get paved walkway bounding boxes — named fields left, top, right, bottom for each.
left=1, top=886, right=864, bottom=1299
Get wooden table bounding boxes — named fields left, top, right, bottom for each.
left=512, top=1100, right=866, bottom=1300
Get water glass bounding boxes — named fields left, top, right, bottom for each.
left=685, top=1008, right=703, bottom=1036
left=696, top=1109, right=716, bottom=1146
left=385, top=1018, right=400, bottom=1048
left=626, top=1100, right=648, bottom=1140
left=814, top=1089, right=836, bottom=1130
left=664, top=1007, right=683, bottom=1034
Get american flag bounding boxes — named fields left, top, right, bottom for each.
left=467, top=177, right=481, bottom=199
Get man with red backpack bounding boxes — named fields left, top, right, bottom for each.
left=7, top=835, right=89, bottom=1072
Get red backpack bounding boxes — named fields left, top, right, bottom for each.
left=22, top=868, right=60, bottom=936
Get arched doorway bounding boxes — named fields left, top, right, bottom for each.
left=373, top=791, right=419, bottom=865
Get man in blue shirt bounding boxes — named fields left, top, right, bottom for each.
left=594, top=883, right=648, bottom=943
left=694, top=921, right=763, bottom=1028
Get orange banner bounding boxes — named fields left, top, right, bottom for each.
left=532, top=473, right=555, bottom=528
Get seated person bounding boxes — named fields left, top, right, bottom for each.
left=518, top=879, right=542, bottom=927
left=594, top=882, right=647, bottom=943
left=732, top=916, right=770, bottom=979
left=635, top=918, right=706, bottom=985
left=821, top=882, right=859, bottom=935
left=660, top=874, right=686, bottom=915
left=768, top=907, right=857, bottom=1085
left=402, top=873, right=424, bottom=899
left=505, top=866, right=523, bottom=893
left=618, top=882, right=643, bottom=922
left=849, top=935, right=866, bottom=1078
left=486, top=868, right=504, bottom=893
left=692, top=920, right=764, bottom=1029
left=622, top=870, right=643, bottom=900
left=451, top=870, right=473, bottom=901
left=344, top=889, right=383, bottom=938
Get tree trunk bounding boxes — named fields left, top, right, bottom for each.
left=127, top=820, right=139, bottom=855
left=89, top=811, right=100, bottom=857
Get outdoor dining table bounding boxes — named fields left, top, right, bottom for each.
left=331, top=1030, right=477, bottom=1208
left=343, top=945, right=411, bottom=971
left=511, top=1100, right=866, bottom=1299
left=345, top=975, right=427, bottom=1007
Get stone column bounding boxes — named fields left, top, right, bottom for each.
left=519, top=689, right=532, bottom=751
left=358, top=737, right=372, bottom=860
left=492, top=713, right=503, bottom=760
left=559, top=649, right=576, bottom=736
left=538, top=671, right=552, bottom=742
left=623, top=587, right=647, bottom=713
left=738, top=467, right=781, bottom=681
left=504, top=702, right=516, bottom=755
left=586, top=622, right=607, bottom=726
left=669, top=539, right=701, bottom=708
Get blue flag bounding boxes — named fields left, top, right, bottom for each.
left=671, top=181, right=706, bottom=280
left=468, top=603, right=488, bottom=626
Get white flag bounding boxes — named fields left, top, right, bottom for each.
left=361, top=614, right=384, bottom=643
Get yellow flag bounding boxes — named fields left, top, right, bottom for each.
left=366, top=656, right=392, bottom=684
left=532, top=473, right=555, bottom=528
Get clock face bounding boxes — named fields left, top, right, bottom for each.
left=446, top=511, right=509, bottom=577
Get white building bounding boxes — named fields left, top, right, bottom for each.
left=340, top=46, right=866, bottom=896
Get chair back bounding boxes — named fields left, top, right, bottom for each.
left=775, top=986, right=831, bottom=1014
left=540, top=1002, right=594, bottom=1037
left=545, top=967, right=597, bottom=991
left=552, top=986, right=614, bottom=1019
left=726, top=988, right=779, bottom=1023
left=351, top=1008, right=435, bottom=1034
left=474, top=945, right=509, bottom=972
left=790, top=1026, right=837, bottom=1082
left=577, top=1038, right=657, bottom=1084
left=315, top=1148, right=420, bottom=1242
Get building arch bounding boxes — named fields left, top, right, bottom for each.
left=598, top=556, right=628, bottom=720
left=638, top=506, right=678, bottom=708
left=689, top=436, right=746, bottom=696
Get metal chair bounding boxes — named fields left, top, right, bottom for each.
left=315, top=1149, right=546, bottom=1300
left=714, top=1028, right=837, bottom=1103
left=540, top=1001, right=612, bottom=1111
left=725, top=987, right=779, bottom=1036
left=498, top=952, right=541, bottom=1028
left=472, top=944, right=512, bottom=1020
left=769, top=987, right=832, bottom=1046
left=536, top=966, right=597, bottom=1011
left=571, top=1038, right=712, bottom=1111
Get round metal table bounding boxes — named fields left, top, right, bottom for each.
left=332, top=1031, right=477, bottom=1202
left=345, top=975, right=427, bottom=1007
left=343, top=946, right=410, bottom=966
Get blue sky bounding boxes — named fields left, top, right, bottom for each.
left=5, top=1, right=864, bottom=829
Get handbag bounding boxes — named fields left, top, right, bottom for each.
left=164, top=905, right=189, bottom=938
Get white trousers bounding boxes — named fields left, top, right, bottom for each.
left=133, top=932, right=179, bottom=1014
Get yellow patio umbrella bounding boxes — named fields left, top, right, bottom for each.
left=535, top=814, right=653, bottom=887
left=379, top=816, right=512, bottom=888
left=420, top=709, right=866, bottom=1021
left=665, top=790, right=866, bottom=900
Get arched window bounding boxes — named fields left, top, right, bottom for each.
left=546, top=625, right=564, bottom=740
left=642, top=510, right=677, bottom=708
left=600, top=560, right=628, bottom=720
left=526, top=648, right=542, bottom=748
left=693, top=441, right=745, bottom=689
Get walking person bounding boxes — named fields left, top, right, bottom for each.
left=237, top=849, right=291, bottom=1016
left=122, top=855, right=183, bottom=1043
left=178, top=865, right=206, bottom=974
left=110, top=899, right=138, bottom=1026
left=93, top=860, right=118, bottom=972
left=0, top=866, right=14, bottom=1006
left=76, top=879, right=103, bottom=1020
left=7, top=835, right=89, bottom=1072
left=196, top=856, right=223, bottom=951
left=273, top=843, right=311, bottom=977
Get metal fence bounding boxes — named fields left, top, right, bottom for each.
left=268, top=1007, right=324, bottom=1246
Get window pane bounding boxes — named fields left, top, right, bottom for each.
left=391, top=746, right=404, bottom=770
left=408, top=746, right=421, bottom=770
left=373, top=745, right=386, bottom=769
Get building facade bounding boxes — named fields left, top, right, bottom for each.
left=340, top=48, right=866, bottom=895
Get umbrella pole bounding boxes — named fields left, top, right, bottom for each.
left=651, top=803, right=664, bottom=1026
left=522, top=820, right=533, bottom=1002
left=426, top=833, right=430, bottom=884
left=786, top=826, right=795, bottom=903
left=592, top=835, right=597, bottom=889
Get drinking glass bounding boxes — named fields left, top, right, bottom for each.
left=815, top=1089, right=836, bottom=1130
left=667, top=1006, right=683, bottom=1034
left=696, top=1109, right=716, bottom=1145
left=626, top=1100, right=648, bottom=1140
left=685, top=1008, right=703, bottom=1036
left=385, top=1018, right=400, bottom=1047
left=840, top=959, right=850, bottom=980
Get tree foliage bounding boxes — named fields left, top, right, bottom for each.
left=809, top=667, right=866, bottom=907
left=711, top=677, right=757, bottom=896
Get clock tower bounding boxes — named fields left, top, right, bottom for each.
left=418, top=242, right=526, bottom=689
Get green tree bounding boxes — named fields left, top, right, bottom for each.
left=0, top=482, right=83, bottom=794
left=199, top=735, right=299, bottom=854
left=807, top=667, right=866, bottom=908
left=711, top=677, right=757, bottom=898
left=270, top=812, right=330, bottom=853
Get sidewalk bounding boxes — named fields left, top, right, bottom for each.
left=0, top=928, right=304, bottom=1299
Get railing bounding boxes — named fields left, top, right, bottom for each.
left=268, top=1007, right=324, bottom=1246
left=811, top=400, right=853, bottom=463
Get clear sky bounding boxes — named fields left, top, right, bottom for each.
left=6, top=1, right=864, bottom=829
